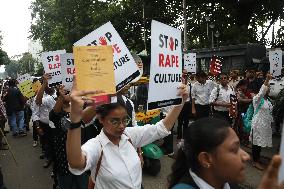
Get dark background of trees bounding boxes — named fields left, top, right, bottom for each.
left=29, top=0, right=284, bottom=53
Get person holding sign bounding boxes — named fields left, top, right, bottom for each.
left=66, top=76, right=188, bottom=189
left=250, top=74, right=273, bottom=171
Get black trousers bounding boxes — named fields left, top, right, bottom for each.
left=32, top=121, right=39, bottom=141
left=177, top=102, right=191, bottom=139
left=213, top=110, right=232, bottom=123
left=252, top=145, right=262, bottom=162
left=195, top=104, right=210, bottom=119
left=40, top=121, right=54, bottom=160
left=160, top=113, right=173, bottom=154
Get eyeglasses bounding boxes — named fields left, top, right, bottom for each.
left=107, top=116, right=131, bottom=127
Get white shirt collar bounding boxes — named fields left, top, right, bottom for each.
left=189, top=169, right=230, bottom=189
left=99, top=129, right=129, bottom=147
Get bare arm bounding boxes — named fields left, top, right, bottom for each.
left=82, top=106, right=96, bottom=124
left=162, top=84, right=188, bottom=131
left=36, top=74, right=49, bottom=106
left=66, top=76, right=103, bottom=169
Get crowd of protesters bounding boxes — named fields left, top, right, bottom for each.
left=0, top=67, right=283, bottom=189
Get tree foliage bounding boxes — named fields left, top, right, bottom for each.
left=0, top=31, right=10, bottom=65
left=30, top=0, right=284, bottom=52
left=5, top=53, right=39, bottom=78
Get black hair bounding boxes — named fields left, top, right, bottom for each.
left=95, top=100, right=127, bottom=119
left=8, top=79, right=17, bottom=87
left=168, top=118, right=230, bottom=188
left=217, top=73, right=228, bottom=80
left=236, top=79, right=248, bottom=88
left=195, top=71, right=207, bottom=78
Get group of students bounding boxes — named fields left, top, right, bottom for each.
left=0, top=66, right=283, bottom=189
left=177, top=68, right=282, bottom=172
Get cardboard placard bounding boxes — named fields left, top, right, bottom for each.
left=184, top=53, right=196, bottom=74
left=269, top=50, right=283, bottom=77
left=17, top=73, right=30, bottom=83
left=41, top=50, right=66, bottom=87
left=61, top=53, right=75, bottom=91
left=74, top=22, right=139, bottom=91
left=17, top=74, right=35, bottom=99
left=73, top=45, right=116, bottom=95
left=147, top=20, right=182, bottom=110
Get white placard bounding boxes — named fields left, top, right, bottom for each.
left=184, top=53, right=196, bottom=73
left=147, top=20, right=182, bottom=110
left=60, top=53, right=75, bottom=91
left=17, top=73, right=31, bottom=83
left=269, top=50, right=282, bottom=77
left=41, top=50, right=66, bottom=86
left=74, top=22, right=140, bottom=91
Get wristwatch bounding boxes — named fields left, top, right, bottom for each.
left=68, top=119, right=82, bottom=130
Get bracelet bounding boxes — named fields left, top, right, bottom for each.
left=69, top=120, right=82, bottom=130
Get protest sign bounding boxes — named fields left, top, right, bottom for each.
left=74, top=22, right=139, bottom=91
left=184, top=53, right=196, bottom=74
left=41, top=50, right=66, bottom=87
left=17, top=74, right=35, bottom=99
left=61, top=53, right=75, bottom=91
left=17, top=73, right=30, bottom=83
left=73, top=45, right=116, bottom=95
left=269, top=49, right=282, bottom=77
left=147, top=20, right=182, bottom=110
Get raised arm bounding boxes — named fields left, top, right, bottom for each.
left=36, top=74, right=49, bottom=106
left=162, top=84, right=188, bottom=131
left=66, top=76, right=103, bottom=169
left=253, top=74, right=272, bottom=105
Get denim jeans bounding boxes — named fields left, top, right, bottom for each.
left=8, top=111, right=25, bottom=135
left=57, top=173, right=88, bottom=189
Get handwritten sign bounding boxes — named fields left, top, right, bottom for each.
left=61, top=53, right=75, bottom=91
left=184, top=53, right=196, bottom=74
left=147, top=20, right=182, bottom=110
left=17, top=73, right=30, bottom=83
left=269, top=49, right=282, bottom=77
left=74, top=22, right=139, bottom=91
left=41, top=50, right=66, bottom=87
left=73, top=45, right=116, bottom=95
left=17, top=74, right=35, bottom=98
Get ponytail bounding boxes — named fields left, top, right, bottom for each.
left=168, top=149, right=190, bottom=188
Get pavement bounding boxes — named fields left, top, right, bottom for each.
left=0, top=126, right=281, bottom=189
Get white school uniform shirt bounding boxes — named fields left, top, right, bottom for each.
left=191, top=80, right=215, bottom=105
left=69, top=121, right=170, bottom=189
left=190, top=170, right=230, bottom=189
left=37, top=93, right=56, bottom=125
left=209, top=84, right=235, bottom=112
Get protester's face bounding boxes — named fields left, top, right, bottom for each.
left=230, top=72, right=237, bottom=79
left=220, top=75, right=228, bottom=86
left=211, top=128, right=250, bottom=183
left=258, top=73, right=264, bottom=79
left=101, top=107, right=129, bottom=137
left=248, top=71, right=255, bottom=79
left=197, top=76, right=206, bottom=84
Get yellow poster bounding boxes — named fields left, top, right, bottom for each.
left=17, top=80, right=36, bottom=99
left=32, top=80, right=42, bottom=93
left=73, top=45, right=116, bottom=96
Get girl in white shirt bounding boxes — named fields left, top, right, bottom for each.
left=169, top=118, right=250, bottom=189
left=66, top=76, right=188, bottom=189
